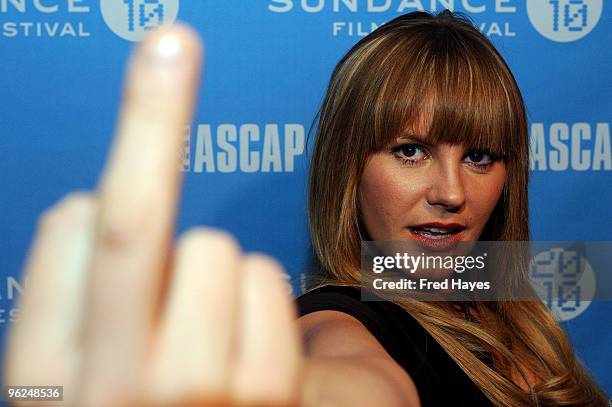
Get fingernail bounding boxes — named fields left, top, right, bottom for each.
left=127, top=24, right=202, bottom=97
left=137, top=26, right=187, bottom=67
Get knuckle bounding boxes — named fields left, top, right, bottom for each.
left=37, top=192, right=97, bottom=232
left=96, top=209, right=151, bottom=253
left=243, top=253, right=285, bottom=275
left=37, top=208, right=58, bottom=231
left=95, top=180, right=166, bottom=252
left=242, top=254, right=292, bottom=296
left=178, top=227, right=241, bottom=258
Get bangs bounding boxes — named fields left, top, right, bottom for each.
left=368, top=30, right=520, bottom=160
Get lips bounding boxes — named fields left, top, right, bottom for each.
left=407, top=222, right=466, bottom=251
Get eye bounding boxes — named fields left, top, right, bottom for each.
left=391, top=144, right=428, bottom=166
left=464, top=150, right=494, bottom=169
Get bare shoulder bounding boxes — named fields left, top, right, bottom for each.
left=297, top=310, right=421, bottom=406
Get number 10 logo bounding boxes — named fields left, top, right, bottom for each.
left=123, top=0, right=164, bottom=32
left=101, top=0, right=180, bottom=42
left=527, top=0, right=602, bottom=42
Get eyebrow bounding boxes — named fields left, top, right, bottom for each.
left=395, top=132, right=433, bottom=146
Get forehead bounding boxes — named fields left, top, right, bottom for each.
left=362, top=41, right=518, bottom=159
left=404, top=107, right=433, bottom=136
left=381, top=95, right=508, bottom=155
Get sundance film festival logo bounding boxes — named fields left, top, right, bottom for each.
left=527, top=0, right=603, bottom=42
left=101, top=0, right=180, bottom=42
left=268, top=1, right=520, bottom=39
left=1, top=0, right=91, bottom=38
left=529, top=246, right=596, bottom=321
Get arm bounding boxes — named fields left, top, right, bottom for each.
left=297, top=311, right=421, bottom=407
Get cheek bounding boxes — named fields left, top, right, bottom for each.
left=358, top=157, right=424, bottom=238
left=467, top=166, right=506, bottom=227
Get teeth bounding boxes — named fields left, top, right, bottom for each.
left=411, top=226, right=462, bottom=239
left=422, top=227, right=451, bottom=233
left=414, top=230, right=452, bottom=239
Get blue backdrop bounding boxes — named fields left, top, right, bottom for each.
left=0, top=0, right=610, bottom=399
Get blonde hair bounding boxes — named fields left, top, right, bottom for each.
left=306, top=10, right=608, bottom=407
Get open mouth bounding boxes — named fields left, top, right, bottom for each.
left=406, top=223, right=466, bottom=251
left=409, top=226, right=464, bottom=239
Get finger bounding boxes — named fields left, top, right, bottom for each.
left=78, top=25, right=203, bottom=406
left=231, top=255, right=303, bottom=407
left=3, top=192, right=97, bottom=404
left=142, top=229, right=242, bottom=405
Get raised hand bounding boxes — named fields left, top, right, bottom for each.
left=3, top=25, right=302, bottom=407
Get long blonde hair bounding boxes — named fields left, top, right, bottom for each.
left=306, top=10, right=608, bottom=407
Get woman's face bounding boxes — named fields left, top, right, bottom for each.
left=358, top=121, right=506, bottom=248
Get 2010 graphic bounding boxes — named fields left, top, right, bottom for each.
left=101, top=0, right=180, bottom=42
left=527, top=0, right=603, bottom=42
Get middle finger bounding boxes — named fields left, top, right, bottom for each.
left=78, top=25, right=203, bottom=406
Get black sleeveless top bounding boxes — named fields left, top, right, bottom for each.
left=296, top=285, right=494, bottom=407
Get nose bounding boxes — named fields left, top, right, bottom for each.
left=425, top=161, right=466, bottom=213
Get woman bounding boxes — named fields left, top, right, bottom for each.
left=3, top=9, right=607, bottom=407
left=298, top=10, right=608, bottom=407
